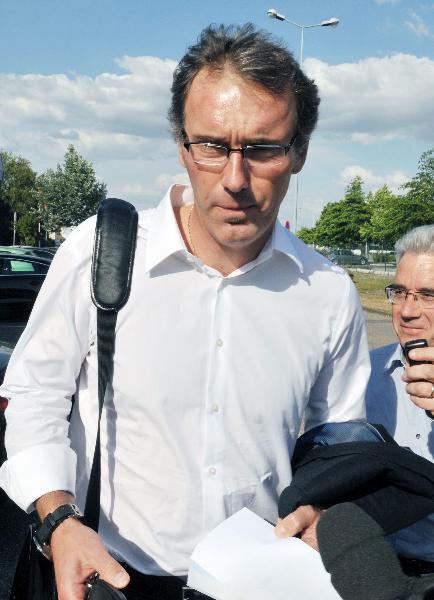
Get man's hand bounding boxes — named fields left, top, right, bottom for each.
left=402, top=346, right=434, bottom=414
left=35, top=491, right=129, bottom=600
left=274, top=505, right=323, bottom=551
left=50, top=517, right=130, bottom=600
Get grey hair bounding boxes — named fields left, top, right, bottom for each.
left=395, top=224, right=434, bottom=263
left=168, top=23, right=320, bottom=154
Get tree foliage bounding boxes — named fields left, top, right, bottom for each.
left=0, top=151, right=38, bottom=244
left=296, top=226, right=316, bottom=245
left=360, top=186, right=398, bottom=246
left=314, top=176, right=371, bottom=247
left=38, top=145, right=106, bottom=233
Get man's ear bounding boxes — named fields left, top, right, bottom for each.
left=291, top=142, right=309, bottom=175
left=178, top=143, right=186, bottom=168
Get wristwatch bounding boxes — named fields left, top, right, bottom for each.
left=33, top=503, right=83, bottom=559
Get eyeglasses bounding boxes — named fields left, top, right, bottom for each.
left=385, top=285, right=434, bottom=308
left=183, top=134, right=297, bottom=170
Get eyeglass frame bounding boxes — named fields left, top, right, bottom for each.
left=182, top=133, right=298, bottom=167
left=385, top=284, right=434, bottom=308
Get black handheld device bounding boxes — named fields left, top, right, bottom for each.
left=86, top=575, right=127, bottom=600
left=403, top=339, right=429, bottom=366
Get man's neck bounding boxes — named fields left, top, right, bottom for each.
left=175, top=204, right=272, bottom=276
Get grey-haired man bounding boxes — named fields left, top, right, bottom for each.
left=367, top=224, right=434, bottom=576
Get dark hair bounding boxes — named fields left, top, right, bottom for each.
left=168, top=23, right=320, bottom=154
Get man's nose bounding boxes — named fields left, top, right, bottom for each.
left=221, top=151, right=249, bottom=193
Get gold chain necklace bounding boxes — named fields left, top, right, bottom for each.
left=187, top=204, right=196, bottom=255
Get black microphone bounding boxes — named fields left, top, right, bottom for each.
left=317, top=503, right=434, bottom=600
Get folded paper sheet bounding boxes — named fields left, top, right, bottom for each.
left=188, top=508, right=342, bottom=600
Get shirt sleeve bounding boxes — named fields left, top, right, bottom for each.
left=304, top=274, right=370, bottom=431
left=0, top=222, right=95, bottom=512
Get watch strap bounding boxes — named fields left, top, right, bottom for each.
left=34, top=503, right=83, bottom=549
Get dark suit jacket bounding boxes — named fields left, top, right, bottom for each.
left=278, top=421, right=434, bottom=534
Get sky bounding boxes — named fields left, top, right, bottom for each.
left=0, top=0, right=433, bottom=229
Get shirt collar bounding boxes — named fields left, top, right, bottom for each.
left=144, top=185, right=192, bottom=272
left=271, top=220, right=304, bottom=274
left=385, top=342, right=404, bottom=372
left=144, top=184, right=304, bottom=274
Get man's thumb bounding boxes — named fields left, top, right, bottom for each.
left=98, top=558, right=130, bottom=589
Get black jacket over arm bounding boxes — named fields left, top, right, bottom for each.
left=278, top=421, right=434, bottom=534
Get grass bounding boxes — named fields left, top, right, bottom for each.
left=349, top=269, right=394, bottom=315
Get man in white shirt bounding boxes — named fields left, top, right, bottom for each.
left=366, top=224, right=434, bottom=575
left=0, top=24, right=370, bottom=600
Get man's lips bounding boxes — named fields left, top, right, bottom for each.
left=215, top=203, right=257, bottom=212
left=400, top=324, right=425, bottom=335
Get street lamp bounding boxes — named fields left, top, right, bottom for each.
left=267, top=8, right=339, bottom=232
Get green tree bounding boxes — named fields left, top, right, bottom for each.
left=39, top=145, right=106, bottom=233
left=297, top=226, right=316, bottom=245
left=314, top=202, right=345, bottom=247
left=396, top=148, right=434, bottom=235
left=0, top=151, right=38, bottom=244
left=314, top=177, right=371, bottom=247
left=361, top=185, right=399, bottom=246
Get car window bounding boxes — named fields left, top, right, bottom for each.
left=2, top=259, right=49, bottom=274
left=9, top=260, right=36, bottom=273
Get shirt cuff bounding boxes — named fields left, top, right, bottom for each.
left=0, top=443, right=77, bottom=512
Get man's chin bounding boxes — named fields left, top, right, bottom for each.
left=398, top=327, right=428, bottom=345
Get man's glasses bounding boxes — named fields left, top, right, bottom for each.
left=385, top=285, right=434, bottom=308
left=183, top=134, right=297, bottom=171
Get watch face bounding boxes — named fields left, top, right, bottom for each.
left=32, top=526, right=53, bottom=560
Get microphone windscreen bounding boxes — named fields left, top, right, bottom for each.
left=317, top=502, right=411, bottom=600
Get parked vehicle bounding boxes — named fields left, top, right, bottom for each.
left=0, top=252, right=51, bottom=318
left=329, top=250, right=369, bottom=266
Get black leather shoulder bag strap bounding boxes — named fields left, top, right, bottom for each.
left=84, top=198, right=138, bottom=531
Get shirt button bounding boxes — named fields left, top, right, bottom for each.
left=416, top=433, right=421, bottom=439
left=208, top=467, right=217, bottom=476
left=217, top=339, right=223, bottom=347
left=212, top=404, right=220, bottom=413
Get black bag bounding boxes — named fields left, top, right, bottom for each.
left=9, top=523, right=57, bottom=600
left=9, top=198, right=138, bottom=600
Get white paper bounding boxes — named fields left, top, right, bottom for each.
left=188, top=508, right=342, bottom=600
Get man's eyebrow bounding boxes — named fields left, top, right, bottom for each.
left=418, top=287, right=434, bottom=294
left=187, top=134, right=226, bottom=143
left=187, top=134, right=286, bottom=145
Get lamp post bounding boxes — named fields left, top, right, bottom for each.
left=267, top=9, right=339, bottom=232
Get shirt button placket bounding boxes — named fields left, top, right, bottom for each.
left=202, top=279, right=227, bottom=531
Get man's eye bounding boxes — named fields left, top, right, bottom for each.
left=394, top=289, right=406, bottom=297
left=200, top=144, right=225, bottom=156
left=420, top=293, right=434, bottom=303
left=248, top=146, right=282, bottom=161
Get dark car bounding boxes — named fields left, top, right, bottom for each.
left=329, top=250, right=369, bottom=266
left=0, top=253, right=52, bottom=319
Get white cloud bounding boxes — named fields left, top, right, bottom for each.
left=117, top=171, right=190, bottom=201
left=305, top=53, right=434, bottom=143
left=340, top=165, right=409, bottom=193
left=0, top=55, right=177, bottom=168
left=405, top=12, right=431, bottom=37
left=374, top=0, right=400, bottom=4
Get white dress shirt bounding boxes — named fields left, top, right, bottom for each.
left=366, top=343, right=434, bottom=561
left=0, top=184, right=369, bottom=576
